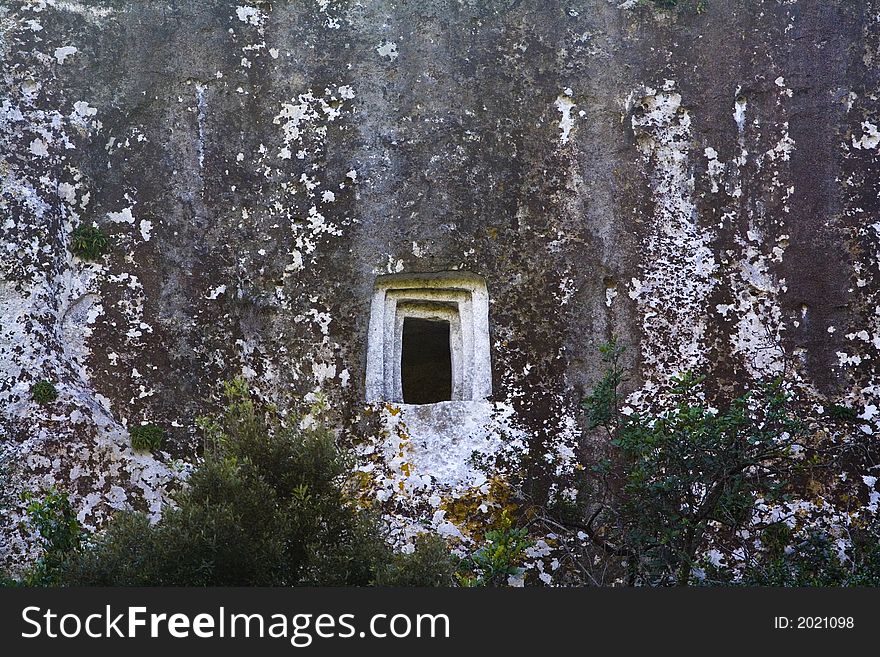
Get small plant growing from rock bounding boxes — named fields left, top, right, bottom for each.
left=827, top=404, right=859, bottom=422
left=456, top=510, right=531, bottom=586
left=19, top=488, right=84, bottom=586
left=70, top=225, right=110, bottom=261
left=32, top=380, right=58, bottom=406
left=130, top=423, right=165, bottom=453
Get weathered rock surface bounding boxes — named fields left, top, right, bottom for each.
left=1, top=0, right=878, bottom=567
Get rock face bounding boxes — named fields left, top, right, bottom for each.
left=1, top=0, right=879, bottom=566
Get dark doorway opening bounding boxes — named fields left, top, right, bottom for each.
left=401, top=317, right=452, bottom=404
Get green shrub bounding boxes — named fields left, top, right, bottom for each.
left=827, top=404, right=859, bottom=422
left=70, top=225, right=110, bottom=261
left=0, top=573, right=21, bottom=587
left=578, top=341, right=815, bottom=584
left=377, top=534, right=460, bottom=586
left=554, top=339, right=877, bottom=586
left=0, top=453, right=16, bottom=586
left=60, top=379, right=457, bottom=586
left=32, top=380, right=58, bottom=405
left=456, top=510, right=531, bottom=587
left=130, top=423, right=164, bottom=452
left=18, top=488, right=84, bottom=586
left=698, top=527, right=880, bottom=587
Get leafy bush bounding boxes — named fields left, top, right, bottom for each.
left=577, top=341, right=817, bottom=584
left=32, top=380, right=58, bottom=406
left=70, top=225, right=110, bottom=261
left=0, top=452, right=16, bottom=585
left=457, top=510, right=531, bottom=587
left=376, top=534, right=459, bottom=586
left=130, top=423, right=165, bottom=452
left=545, top=339, right=875, bottom=586
left=827, top=404, right=859, bottom=422
left=700, top=526, right=880, bottom=587
left=51, top=379, right=456, bottom=586
left=19, top=489, right=84, bottom=586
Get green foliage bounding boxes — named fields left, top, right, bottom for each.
left=582, top=337, right=626, bottom=431
left=0, top=573, right=20, bottom=587
left=70, top=225, right=110, bottom=261
left=827, top=404, right=859, bottom=422
left=130, top=423, right=165, bottom=452
left=569, top=340, right=880, bottom=586
left=376, top=534, right=460, bottom=586
left=54, top=513, right=159, bottom=586
left=31, top=380, right=58, bottom=406
left=0, top=453, right=15, bottom=585
left=700, top=526, right=880, bottom=587
left=59, top=379, right=457, bottom=586
left=457, top=510, right=531, bottom=586
left=767, top=537, right=880, bottom=587
left=19, top=489, right=84, bottom=586
left=579, top=342, right=816, bottom=585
